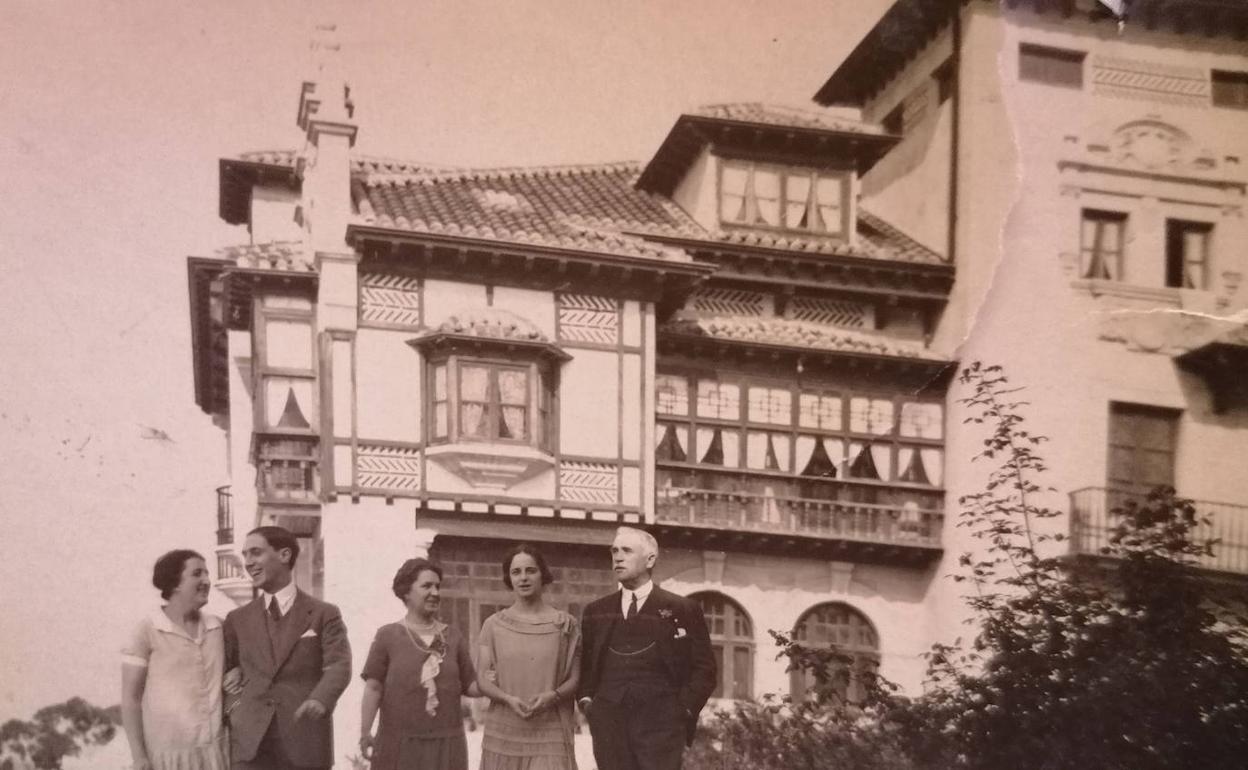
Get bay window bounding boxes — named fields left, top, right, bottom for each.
left=430, top=359, right=550, bottom=448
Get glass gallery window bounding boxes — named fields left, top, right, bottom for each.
left=253, top=294, right=318, bottom=502
left=655, top=373, right=944, bottom=488
left=719, top=159, right=849, bottom=236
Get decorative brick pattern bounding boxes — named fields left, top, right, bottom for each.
left=786, top=296, right=871, bottom=328
left=360, top=273, right=421, bottom=327
left=1091, top=56, right=1210, bottom=107
left=558, top=294, right=618, bottom=345
left=690, top=288, right=768, bottom=317
left=357, top=444, right=422, bottom=490
left=559, top=461, right=619, bottom=504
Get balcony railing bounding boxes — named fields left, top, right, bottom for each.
left=257, top=436, right=320, bottom=503
left=1070, top=487, right=1248, bottom=576
left=655, top=487, right=943, bottom=547
left=215, top=485, right=233, bottom=545
left=216, top=551, right=244, bottom=581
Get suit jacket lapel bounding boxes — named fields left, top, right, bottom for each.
left=271, top=590, right=314, bottom=672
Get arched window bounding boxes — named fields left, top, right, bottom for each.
left=691, top=592, right=754, bottom=700
left=790, top=602, right=879, bottom=704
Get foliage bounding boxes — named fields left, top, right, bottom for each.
left=689, top=363, right=1248, bottom=770
left=0, top=698, right=118, bottom=770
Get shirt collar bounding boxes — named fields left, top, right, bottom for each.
left=150, top=608, right=221, bottom=638
left=620, top=579, right=654, bottom=603
left=262, top=580, right=298, bottom=614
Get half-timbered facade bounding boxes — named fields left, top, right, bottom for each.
left=186, top=2, right=1248, bottom=753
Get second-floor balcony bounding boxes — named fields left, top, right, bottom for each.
left=655, top=486, right=943, bottom=564
left=1070, top=487, right=1248, bottom=577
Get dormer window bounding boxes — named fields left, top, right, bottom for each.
left=719, top=159, right=848, bottom=237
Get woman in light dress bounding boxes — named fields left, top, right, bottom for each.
left=476, top=544, right=581, bottom=770
left=121, top=549, right=230, bottom=770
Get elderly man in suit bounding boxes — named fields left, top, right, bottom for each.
left=224, top=526, right=351, bottom=770
left=577, top=527, right=716, bottom=770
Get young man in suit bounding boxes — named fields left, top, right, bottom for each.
left=224, top=526, right=351, bottom=770
left=577, top=527, right=717, bottom=770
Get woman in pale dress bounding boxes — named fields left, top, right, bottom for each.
left=121, top=549, right=229, bottom=770
left=476, top=544, right=580, bottom=770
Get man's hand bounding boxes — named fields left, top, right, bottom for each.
left=577, top=696, right=593, bottom=718
left=358, top=733, right=375, bottom=760
left=294, top=699, right=327, bottom=720
left=223, top=667, right=245, bottom=695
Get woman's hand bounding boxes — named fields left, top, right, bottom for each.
left=359, top=733, right=375, bottom=760
left=131, top=757, right=153, bottom=770
left=528, top=691, right=558, bottom=714
left=506, top=694, right=532, bottom=720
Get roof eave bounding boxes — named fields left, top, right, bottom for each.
left=218, top=157, right=300, bottom=226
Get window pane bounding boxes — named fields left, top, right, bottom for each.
left=460, top=365, right=489, bottom=401
left=461, top=403, right=488, bottom=438
left=656, top=375, right=689, bottom=416
left=265, top=319, right=312, bottom=369
left=815, top=176, right=843, bottom=234
left=697, top=381, right=740, bottom=420
left=500, top=406, right=528, bottom=440
left=784, top=173, right=811, bottom=229
left=1019, top=43, right=1084, bottom=88
left=746, top=432, right=790, bottom=471
left=498, top=369, right=528, bottom=405
left=264, top=377, right=316, bottom=430
left=748, top=386, right=791, bottom=425
left=721, top=163, right=749, bottom=223
left=434, top=364, right=447, bottom=401
left=900, top=402, right=943, bottom=439
left=733, top=646, right=752, bottom=700
left=850, top=398, right=894, bottom=435
left=799, top=393, right=842, bottom=431
left=753, top=168, right=780, bottom=226
left=434, top=403, right=448, bottom=438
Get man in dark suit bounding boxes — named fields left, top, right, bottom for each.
left=224, top=526, right=351, bottom=770
left=577, top=526, right=716, bottom=770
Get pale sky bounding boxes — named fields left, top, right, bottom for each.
left=0, top=0, right=888, bottom=719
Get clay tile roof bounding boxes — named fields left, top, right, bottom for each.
left=217, top=241, right=315, bottom=273
left=427, top=308, right=549, bottom=342
left=235, top=149, right=434, bottom=175
left=702, top=208, right=943, bottom=264
left=692, top=103, right=889, bottom=136
left=663, top=315, right=945, bottom=361
left=353, top=162, right=697, bottom=262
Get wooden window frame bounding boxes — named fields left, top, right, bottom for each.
left=655, top=369, right=945, bottom=490
left=1080, top=209, right=1128, bottom=282
left=691, top=591, right=755, bottom=701
left=1108, top=402, right=1179, bottom=494
left=425, top=354, right=555, bottom=452
left=1212, top=69, right=1248, bottom=110
left=1165, top=219, right=1212, bottom=290
left=253, top=297, right=317, bottom=437
left=717, top=158, right=852, bottom=238
left=790, top=602, right=880, bottom=704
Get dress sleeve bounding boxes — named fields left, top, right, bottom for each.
left=360, top=626, right=391, bottom=683
left=456, top=628, right=477, bottom=695
left=563, top=615, right=583, bottom=687
left=476, top=615, right=497, bottom=683
left=121, top=618, right=152, bottom=668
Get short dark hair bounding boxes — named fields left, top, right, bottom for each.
left=392, top=558, right=443, bottom=601
left=248, top=525, right=300, bottom=568
left=501, top=544, right=554, bottom=590
left=152, top=549, right=205, bottom=600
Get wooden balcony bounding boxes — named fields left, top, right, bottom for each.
left=256, top=436, right=320, bottom=505
left=653, top=486, right=943, bottom=564
left=1070, top=487, right=1248, bottom=576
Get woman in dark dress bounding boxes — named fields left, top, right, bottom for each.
left=359, top=558, right=479, bottom=770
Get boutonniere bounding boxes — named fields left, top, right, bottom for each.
left=429, top=633, right=447, bottom=657
left=674, top=627, right=688, bottom=639
left=658, top=609, right=675, bottom=620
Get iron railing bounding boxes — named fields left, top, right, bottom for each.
left=655, top=487, right=943, bottom=547
left=215, top=485, right=233, bottom=545
left=1069, top=487, right=1248, bottom=575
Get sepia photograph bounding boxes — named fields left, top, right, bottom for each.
left=2, top=1, right=1246, bottom=768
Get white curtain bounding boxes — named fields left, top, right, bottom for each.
left=921, top=448, right=944, bottom=487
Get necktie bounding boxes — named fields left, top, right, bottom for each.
left=626, top=592, right=638, bottom=621
left=268, top=596, right=282, bottom=623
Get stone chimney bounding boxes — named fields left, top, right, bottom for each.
left=298, top=24, right=358, bottom=332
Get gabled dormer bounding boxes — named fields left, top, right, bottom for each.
left=636, top=103, right=900, bottom=250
